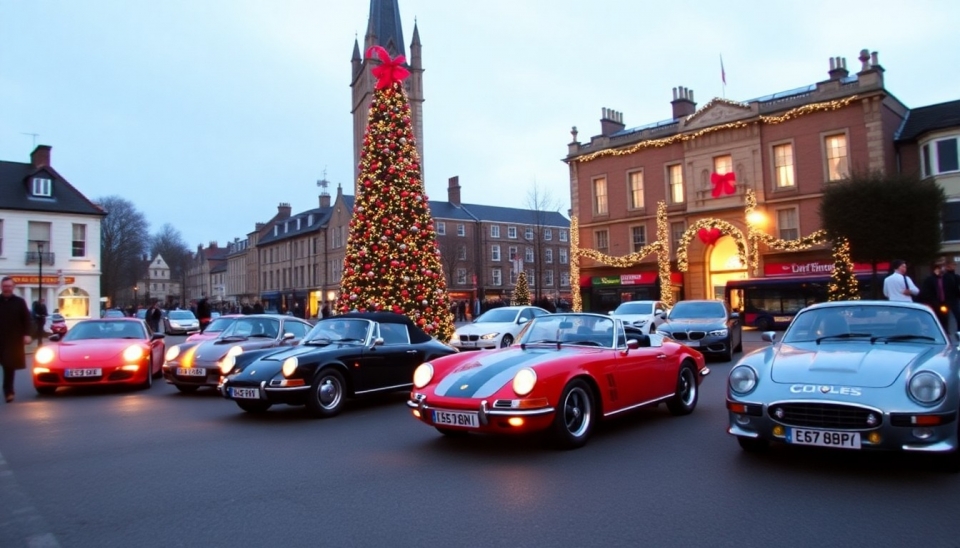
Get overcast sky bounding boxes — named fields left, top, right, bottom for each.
left=2, top=0, right=958, bottom=250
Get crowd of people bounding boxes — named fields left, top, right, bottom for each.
left=883, top=258, right=960, bottom=332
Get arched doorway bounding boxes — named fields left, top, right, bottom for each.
left=708, top=236, right=748, bottom=304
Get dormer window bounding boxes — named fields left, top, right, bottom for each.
left=274, top=225, right=279, bottom=236
left=297, top=218, right=302, bottom=230
left=32, top=177, right=52, bottom=197
left=308, top=214, right=314, bottom=225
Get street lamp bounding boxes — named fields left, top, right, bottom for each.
left=133, top=285, right=139, bottom=310
left=37, top=241, right=44, bottom=347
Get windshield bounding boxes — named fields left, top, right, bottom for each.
left=221, top=317, right=280, bottom=339
left=783, top=305, right=946, bottom=344
left=669, top=302, right=726, bottom=319
left=614, top=302, right=653, bottom=315
left=64, top=321, right=145, bottom=341
left=519, top=314, right=616, bottom=348
left=104, top=310, right=125, bottom=318
left=474, top=309, right=519, bottom=323
left=304, top=319, right=371, bottom=343
left=169, top=311, right=195, bottom=320
left=204, top=317, right=236, bottom=333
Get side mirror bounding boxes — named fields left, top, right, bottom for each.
left=608, top=311, right=615, bottom=316
left=517, top=317, right=529, bottom=325
left=626, top=339, right=640, bottom=350
left=761, top=331, right=777, bottom=343
left=282, top=332, right=295, bottom=340
left=657, top=312, right=666, bottom=320
left=151, top=333, right=166, bottom=340
left=730, top=312, right=740, bottom=319
left=372, top=337, right=384, bottom=347
left=48, top=334, right=61, bottom=342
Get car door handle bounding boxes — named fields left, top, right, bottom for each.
left=406, top=350, right=418, bottom=354
left=657, top=354, right=667, bottom=359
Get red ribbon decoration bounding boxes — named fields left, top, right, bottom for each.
left=366, top=46, right=410, bottom=89
left=698, top=227, right=722, bottom=246
left=710, top=172, right=737, bottom=198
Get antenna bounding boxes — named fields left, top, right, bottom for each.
left=21, top=133, right=39, bottom=147
left=317, top=167, right=330, bottom=195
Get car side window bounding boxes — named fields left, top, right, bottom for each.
left=284, top=321, right=309, bottom=340
left=379, top=323, right=411, bottom=345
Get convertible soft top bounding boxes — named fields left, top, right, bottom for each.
left=329, top=312, right=434, bottom=344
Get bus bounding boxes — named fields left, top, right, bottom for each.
left=724, top=273, right=877, bottom=330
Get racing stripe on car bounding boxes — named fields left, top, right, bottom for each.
left=434, top=349, right=566, bottom=398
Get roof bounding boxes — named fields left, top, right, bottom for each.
left=256, top=195, right=355, bottom=246
left=367, top=0, right=406, bottom=57
left=326, top=311, right=432, bottom=344
left=210, top=262, right=228, bottom=274
left=0, top=160, right=105, bottom=216
left=896, top=99, right=960, bottom=142
left=453, top=202, right=570, bottom=228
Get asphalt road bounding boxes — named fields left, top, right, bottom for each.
left=2, top=332, right=959, bottom=548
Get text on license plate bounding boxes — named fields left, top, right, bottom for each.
left=230, top=387, right=260, bottom=399
left=685, top=340, right=700, bottom=347
left=787, top=428, right=860, bottom=449
left=433, top=410, right=479, bottom=428
left=177, top=368, right=206, bottom=377
left=65, top=368, right=102, bottom=378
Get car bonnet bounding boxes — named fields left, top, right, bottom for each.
left=769, top=342, right=937, bottom=388
left=434, top=346, right=585, bottom=399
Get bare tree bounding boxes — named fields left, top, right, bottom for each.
left=150, top=223, right=192, bottom=304
left=525, top=181, right=561, bottom=303
left=96, top=196, right=150, bottom=306
left=437, top=236, right=465, bottom=291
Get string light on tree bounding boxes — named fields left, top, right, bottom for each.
left=512, top=271, right=531, bottom=306
left=828, top=238, right=860, bottom=301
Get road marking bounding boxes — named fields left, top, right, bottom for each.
left=0, top=450, right=61, bottom=548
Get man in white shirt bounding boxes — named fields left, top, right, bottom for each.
left=883, top=260, right=919, bottom=302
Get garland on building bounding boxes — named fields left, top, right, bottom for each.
left=677, top=220, right=748, bottom=272
left=512, top=271, right=531, bottom=306
left=744, top=189, right=829, bottom=273
left=828, top=238, right=860, bottom=301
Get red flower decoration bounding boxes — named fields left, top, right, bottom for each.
left=698, top=227, right=722, bottom=246
left=710, top=172, right=737, bottom=198
left=366, top=46, right=410, bottom=89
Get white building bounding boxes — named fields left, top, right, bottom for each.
left=139, top=254, right=180, bottom=306
left=0, top=145, right=104, bottom=321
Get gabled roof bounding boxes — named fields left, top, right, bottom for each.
left=456, top=202, right=569, bottom=228
left=202, top=247, right=228, bottom=262
left=896, top=99, right=960, bottom=142
left=210, top=262, right=228, bottom=274
left=367, top=0, right=406, bottom=57
left=0, top=160, right=105, bottom=216
left=256, top=195, right=356, bottom=246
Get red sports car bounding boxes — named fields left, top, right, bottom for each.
left=32, top=318, right=166, bottom=394
left=408, top=313, right=709, bottom=448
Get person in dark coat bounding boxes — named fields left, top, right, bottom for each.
left=920, top=263, right=950, bottom=331
left=32, top=297, right=48, bottom=340
left=253, top=301, right=265, bottom=314
left=197, top=296, right=212, bottom=333
left=147, top=302, right=163, bottom=333
left=0, top=277, right=33, bottom=402
left=942, top=259, right=960, bottom=336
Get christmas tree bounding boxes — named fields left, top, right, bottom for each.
left=336, top=46, right=454, bottom=340
left=828, top=238, right=860, bottom=301
left=512, top=271, right=531, bottom=306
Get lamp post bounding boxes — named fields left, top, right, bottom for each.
left=134, top=285, right=139, bottom=311
left=37, top=242, right=44, bottom=347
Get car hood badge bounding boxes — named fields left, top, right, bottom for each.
left=820, top=385, right=830, bottom=394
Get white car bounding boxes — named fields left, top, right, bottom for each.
left=610, top=300, right=668, bottom=335
left=450, top=305, right=550, bottom=350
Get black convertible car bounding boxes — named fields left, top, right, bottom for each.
left=219, top=312, right=458, bottom=416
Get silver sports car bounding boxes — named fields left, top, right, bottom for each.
left=726, top=300, right=959, bottom=472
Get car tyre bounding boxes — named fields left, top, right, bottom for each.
left=138, top=357, right=153, bottom=390
left=755, top=317, right=772, bottom=331
left=435, top=427, right=469, bottom=437
left=734, top=333, right=743, bottom=353
left=35, top=386, right=56, bottom=396
left=737, top=436, right=770, bottom=453
left=306, top=368, right=346, bottom=418
left=237, top=400, right=272, bottom=413
left=719, top=345, right=733, bottom=363
left=175, top=384, right=199, bottom=393
left=551, top=379, right=595, bottom=450
left=500, top=335, right=514, bottom=348
left=666, top=362, right=698, bottom=416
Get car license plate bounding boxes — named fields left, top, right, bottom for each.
left=685, top=340, right=700, bottom=347
left=787, top=428, right=860, bottom=450
left=65, top=368, right=102, bottom=378
left=774, top=316, right=792, bottom=323
left=177, top=368, right=206, bottom=377
left=433, top=410, right=479, bottom=428
left=230, top=387, right=260, bottom=399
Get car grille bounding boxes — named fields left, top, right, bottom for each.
left=459, top=335, right=480, bottom=342
left=768, top=402, right=881, bottom=430
left=670, top=331, right=705, bottom=341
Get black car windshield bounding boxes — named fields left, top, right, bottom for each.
left=204, top=317, right=236, bottom=333
left=669, top=302, right=726, bottom=319
left=64, top=321, right=145, bottom=341
left=783, top=305, right=946, bottom=344
left=474, top=309, right=520, bottom=323
left=614, top=302, right=653, bottom=315
left=169, top=311, right=195, bottom=320
left=519, top=314, right=616, bottom=348
left=221, top=318, right=280, bottom=339
left=305, top=319, right=370, bottom=343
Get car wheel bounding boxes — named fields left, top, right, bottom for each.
left=734, top=335, right=743, bottom=353
left=737, top=436, right=770, bottom=453
left=35, top=386, right=56, bottom=396
left=551, top=379, right=595, bottom=449
left=666, top=362, right=698, bottom=416
left=306, top=368, right=346, bottom=418
left=139, top=357, right=154, bottom=390
left=500, top=335, right=514, bottom=348
left=755, top=317, right=772, bottom=331
left=435, top=427, right=469, bottom=437
left=175, top=384, right=199, bottom=393
left=237, top=400, right=272, bottom=413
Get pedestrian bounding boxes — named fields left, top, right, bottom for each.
left=197, top=295, right=212, bottom=332
left=32, top=297, right=48, bottom=341
left=942, top=259, right=960, bottom=333
left=253, top=300, right=265, bottom=314
left=321, top=304, right=330, bottom=319
left=1, top=277, right=33, bottom=402
left=882, top=260, right=919, bottom=302
left=148, top=301, right=163, bottom=333
left=293, top=302, right=302, bottom=319
left=921, top=262, right=951, bottom=331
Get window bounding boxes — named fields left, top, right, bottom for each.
left=378, top=323, right=410, bottom=345
left=456, top=268, right=467, bottom=285
left=595, top=230, right=609, bottom=253
left=668, top=164, right=684, bottom=204
left=544, top=228, right=552, bottom=240
left=824, top=134, right=849, bottom=181
left=525, top=227, right=533, bottom=240
left=457, top=245, right=467, bottom=261
left=523, top=247, right=533, bottom=263
left=0, top=219, right=4, bottom=255
left=27, top=221, right=51, bottom=255
left=631, top=225, right=646, bottom=252
left=457, top=223, right=465, bottom=237
left=507, top=226, right=517, bottom=239
left=508, top=246, right=518, bottom=262
left=491, top=245, right=501, bottom=261
left=492, top=268, right=502, bottom=286
left=544, top=270, right=554, bottom=286
left=593, top=177, right=608, bottom=215
left=71, top=224, right=86, bottom=257
left=559, top=230, right=568, bottom=242
left=559, top=248, right=568, bottom=264
left=545, top=249, right=553, bottom=264
left=436, top=221, right=446, bottom=236
left=671, top=221, right=686, bottom=254
left=922, top=138, right=960, bottom=177
left=490, top=225, right=500, bottom=238
left=31, top=177, right=52, bottom=197
left=944, top=202, right=960, bottom=242
left=58, top=287, right=89, bottom=318
left=714, top=155, right=733, bottom=175
left=510, top=267, right=518, bottom=284
left=773, top=143, right=795, bottom=188
left=526, top=269, right=536, bottom=287
left=560, top=272, right=570, bottom=287
left=777, top=208, right=799, bottom=240
left=628, top=170, right=644, bottom=209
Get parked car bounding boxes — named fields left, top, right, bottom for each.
left=136, top=309, right=148, bottom=320
left=450, top=305, right=550, bottom=350
left=163, top=315, right=312, bottom=393
left=103, top=309, right=126, bottom=318
left=220, top=312, right=457, bottom=416
left=185, top=314, right=242, bottom=343
left=47, top=313, right=68, bottom=336
left=728, top=300, right=960, bottom=471
left=32, top=318, right=165, bottom=394
left=656, top=299, right=742, bottom=361
left=609, top=300, right=668, bottom=335
left=163, top=310, right=200, bottom=335
left=409, top=313, right=708, bottom=448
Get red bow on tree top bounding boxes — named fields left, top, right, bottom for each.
left=366, top=46, right=410, bottom=89
left=710, top=172, right=737, bottom=198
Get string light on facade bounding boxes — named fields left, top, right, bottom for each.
left=677, top=220, right=748, bottom=272
left=744, top=189, right=828, bottom=274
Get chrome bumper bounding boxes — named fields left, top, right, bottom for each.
left=407, top=393, right=555, bottom=426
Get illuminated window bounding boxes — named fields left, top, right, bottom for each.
left=593, top=177, right=608, bottom=215
left=824, top=134, right=849, bottom=181
left=777, top=208, right=799, bottom=240
left=58, top=287, right=89, bottom=318
left=773, top=143, right=795, bottom=188
left=628, top=170, right=644, bottom=209
left=668, top=164, right=684, bottom=204
left=714, top=155, right=733, bottom=175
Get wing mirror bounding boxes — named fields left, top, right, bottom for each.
left=608, top=311, right=615, bottom=316
left=282, top=332, right=295, bottom=340
left=730, top=312, right=740, bottom=319
left=517, top=317, right=529, bottom=325
left=761, top=331, right=777, bottom=343
left=151, top=333, right=166, bottom=340
left=626, top=339, right=640, bottom=350
left=372, top=337, right=385, bottom=347
left=48, top=334, right=61, bottom=342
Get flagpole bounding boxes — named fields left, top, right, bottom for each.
left=720, top=54, right=726, bottom=99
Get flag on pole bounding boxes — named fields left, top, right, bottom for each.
left=720, top=54, right=727, bottom=86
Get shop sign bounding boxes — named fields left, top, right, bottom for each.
left=592, top=276, right=621, bottom=286
left=10, top=275, right=76, bottom=285
left=763, top=261, right=888, bottom=277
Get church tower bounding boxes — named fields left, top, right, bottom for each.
left=351, top=0, right=425, bottom=191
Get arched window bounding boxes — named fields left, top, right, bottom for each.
left=58, top=287, right=90, bottom=318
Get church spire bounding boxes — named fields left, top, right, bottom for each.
left=366, top=0, right=405, bottom=57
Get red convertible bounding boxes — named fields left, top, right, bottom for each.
left=32, top=318, right=166, bottom=394
left=408, top=313, right=708, bottom=448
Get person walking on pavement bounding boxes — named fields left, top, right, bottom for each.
left=32, top=297, right=48, bottom=341
left=0, top=277, right=33, bottom=402
left=920, top=262, right=951, bottom=331
left=197, top=295, right=212, bottom=333
left=942, top=259, right=960, bottom=334
left=147, top=301, right=163, bottom=333
left=883, top=259, right=920, bottom=302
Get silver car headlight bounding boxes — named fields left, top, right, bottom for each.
left=729, top=365, right=757, bottom=395
left=281, top=357, right=299, bottom=378
left=512, top=368, right=537, bottom=396
left=165, top=345, right=180, bottom=362
left=908, top=371, right=945, bottom=405
left=708, top=329, right=728, bottom=337
left=480, top=332, right=500, bottom=340
left=413, top=363, right=434, bottom=389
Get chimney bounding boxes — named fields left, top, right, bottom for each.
left=31, top=145, right=51, bottom=168
left=856, top=48, right=885, bottom=87
left=277, top=202, right=292, bottom=218
left=599, top=108, right=625, bottom=136
left=447, top=176, right=462, bottom=206
left=828, top=56, right=848, bottom=80
left=320, top=194, right=331, bottom=208
left=209, top=241, right=218, bottom=249
left=671, top=87, right=697, bottom=119
left=255, top=222, right=265, bottom=230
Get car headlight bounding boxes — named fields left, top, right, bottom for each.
left=35, top=347, right=55, bottom=365
left=226, top=346, right=243, bottom=358
left=165, top=346, right=180, bottom=362
left=709, top=329, right=728, bottom=337
left=413, top=363, right=434, bottom=389
left=729, top=365, right=757, bottom=394
left=123, top=345, right=144, bottom=362
left=170, top=322, right=181, bottom=328
left=512, top=368, right=537, bottom=396
left=281, top=357, right=299, bottom=378
left=219, top=355, right=236, bottom=375
left=908, top=371, right=945, bottom=404
left=480, top=332, right=500, bottom=340
left=634, top=320, right=647, bottom=326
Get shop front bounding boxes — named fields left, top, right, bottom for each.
left=9, top=273, right=101, bottom=324
left=581, top=271, right=684, bottom=313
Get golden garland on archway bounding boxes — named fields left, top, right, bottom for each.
left=677, top=220, right=748, bottom=272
